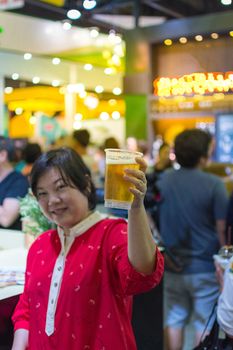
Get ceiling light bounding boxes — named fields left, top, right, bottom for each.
left=29, top=116, right=36, bottom=125
left=67, top=83, right=85, bottom=94
left=52, top=80, right=60, bottom=87
left=112, top=111, right=120, bottom=120
left=195, top=35, right=203, bottom=41
left=221, top=0, right=232, bottom=4
left=164, top=39, right=172, bottom=46
left=111, top=54, right=121, bottom=66
left=84, top=95, right=99, bottom=109
left=52, top=57, right=61, bottom=65
left=4, top=87, right=13, bottom=94
left=113, top=87, right=122, bottom=95
left=12, top=73, right=19, bottom=80
left=90, top=28, right=99, bottom=38
left=79, top=91, right=87, bottom=98
left=32, top=77, right=40, bottom=84
left=95, top=85, right=104, bottom=93
left=63, top=21, right=72, bottom=30
left=74, top=113, right=83, bottom=121
left=179, top=37, right=187, bottom=44
left=67, top=9, right=81, bottom=20
left=15, top=107, right=23, bottom=115
left=83, top=0, right=96, bottom=10
left=100, top=112, right=110, bottom=120
left=73, top=121, right=82, bottom=130
left=84, top=63, right=93, bottom=71
left=24, top=53, right=32, bottom=60
left=104, top=68, right=114, bottom=75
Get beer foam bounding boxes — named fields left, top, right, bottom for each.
left=106, top=157, right=137, bottom=164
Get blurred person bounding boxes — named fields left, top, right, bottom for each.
left=217, top=256, right=233, bottom=341
left=126, top=137, right=138, bottom=152
left=145, top=142, right=173, bottom=232
left=72, top=129, right=99, bottom=181
left=98, top=136, right=120, bottom=182
left=21, top=142, right=42, bottom=178
left=224, top=193, right=233, bottom=245
left=157, top=129, right=228, bottom=350
left=0, top=136, right=29, bottom=230
left=11, top=147, right=164, bottom=350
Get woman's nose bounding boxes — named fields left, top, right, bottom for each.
left=48, top=193, right=61, bottom=205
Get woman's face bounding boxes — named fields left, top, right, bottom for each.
left=36, top=167, right=90, bottom=229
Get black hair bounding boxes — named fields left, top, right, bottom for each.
left=30, top=147, right=96, bottom=210
left=102, top=137, right=119, bottom=150
left=0, top=136, right=15, bottom=162
left=72, top=129, right=90, bottom=148
left=23, top=143, right=42, bottom=164
left=174, top=129, right=212, bottom=168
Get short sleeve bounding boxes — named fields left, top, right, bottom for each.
left=6, top=175, right=29, bottom=200
left=105, top=219, right=164, bottom=296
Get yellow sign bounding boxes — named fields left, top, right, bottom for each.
left=154, top=72, right=233, bottom=97
left=40, top=0, right=65, bottom=6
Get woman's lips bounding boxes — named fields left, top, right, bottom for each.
left=51, top=208, right=67, bottom=215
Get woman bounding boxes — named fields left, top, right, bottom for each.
left=11, top=147, right=164, bottom=350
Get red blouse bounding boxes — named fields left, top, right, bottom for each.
left=12, top=217, right=164, bottom=350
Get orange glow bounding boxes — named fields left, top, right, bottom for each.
left=153, top=72, right=233, bottom=97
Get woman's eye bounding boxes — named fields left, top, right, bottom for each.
left=57, top=184, right=67, bottom=191
left=37, top=192, right=47, bottom=198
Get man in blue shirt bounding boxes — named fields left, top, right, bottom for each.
left=0, top=136, right=29, bottom=230
left=157, top=129, right=228, bottom=350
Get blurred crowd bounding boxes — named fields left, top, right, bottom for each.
left=1, top=128, right=233, bottom=349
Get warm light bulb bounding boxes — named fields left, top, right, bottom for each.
left=179, top=37, right=187, bottom=44
left=211, top=33, right=219, bottom=39
left=195, top=35, right=203, bottom=41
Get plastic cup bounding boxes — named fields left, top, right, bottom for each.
left=213, top=245, right=233, bottom=270
left=104, top=148, right=143, bottom=210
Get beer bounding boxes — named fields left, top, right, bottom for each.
left=104, top=149, right=142, bottom=210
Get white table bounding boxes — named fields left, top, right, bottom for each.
left=0, top=229, right=25, bottom=250
left=0, top=229, right=28, bottom=300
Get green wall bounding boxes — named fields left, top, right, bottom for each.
left=125, top=94, right=147, bottom=140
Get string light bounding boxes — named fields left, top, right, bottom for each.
left=164, top=39, right=172, bottom=46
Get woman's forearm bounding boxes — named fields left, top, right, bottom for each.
left=128, top=205, right=156, bottom=274
left=11, top=329, right=29, bottom=350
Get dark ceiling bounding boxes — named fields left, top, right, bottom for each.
left=10, top=0, right=233, bottom=34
